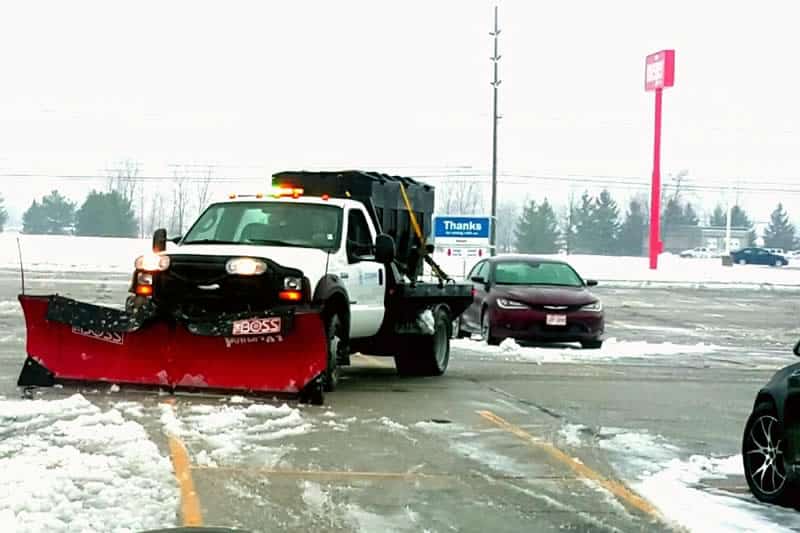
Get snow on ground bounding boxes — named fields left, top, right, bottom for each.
left=0, top=394, right=178, bottom=533
left=159, top=401, right=312, bottom=466
left=454, top=337, right=721, bottom=364
left=433, top=252, right=800, bottom=289
left=559, top=423, right=588, bottom=447
left=595, top=428, right=800, bottom=532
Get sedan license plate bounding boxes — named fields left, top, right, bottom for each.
left=546, top=314, right=567, bottom=326
left=232, top=317, right=282, bottom=336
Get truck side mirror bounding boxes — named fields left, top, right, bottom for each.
left=586, top=279, right=598, bottom=287
left=375, top=234, right=396, bottom=264
left=152, top=228, right=167, bottom=253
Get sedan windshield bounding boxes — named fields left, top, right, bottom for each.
left=183, top=201, right=342, bottom=250
left=494, top=261, right=583, bottom=287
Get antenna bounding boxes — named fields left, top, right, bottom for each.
left=16, top=237, right=26, bottom=295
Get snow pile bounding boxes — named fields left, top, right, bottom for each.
left=559, top=423, right=588, bottom=447
left=600, top=431, right=798, bottom=532
left=159, top=401, right=311, bottom=466
left=379, top=416, right=408, bottom=432
left=455, top=337, right=721, bottom=364
left=0, top=394, right=177, bottom=533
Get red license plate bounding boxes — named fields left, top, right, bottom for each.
left=546, top=314, right=567, bottom=326
left=232, top=317, right=282, bottom=336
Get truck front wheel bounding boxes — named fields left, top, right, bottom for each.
left=395, top=307, right=451, bottom=377
left=324, top=314, right=345, bottom=392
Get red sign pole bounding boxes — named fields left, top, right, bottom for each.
left=644, top=49, right=674, bottom=270
left=649, top=87, right=663, bottom=269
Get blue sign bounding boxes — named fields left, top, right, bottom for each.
left=434, top=216, right=491, bottom=239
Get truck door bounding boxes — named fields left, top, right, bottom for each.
left=342, top=208, right=385, bottom=338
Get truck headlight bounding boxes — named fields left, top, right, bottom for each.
left=135, top=253, right=170, bottom=272
left=580, top=301, right=603, bottom=312
left=284, top=276, right=302, bottom=290
left=226, top=257, right=267, bottom=276
left=496, top=298, right=528, bottom=309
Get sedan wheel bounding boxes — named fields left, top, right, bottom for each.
left=481, top=312, right=500, bottom=346
left=743, top=403, right=791, bottom=504
left=738, top=259, right=747, bottom=265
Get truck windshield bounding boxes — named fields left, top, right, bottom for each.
left=182, top=201, right=342, bottom=250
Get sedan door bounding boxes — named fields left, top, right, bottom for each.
left=755, top=249, right=771, bottom=265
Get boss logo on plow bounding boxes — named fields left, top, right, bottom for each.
left=232, top=317, right=282, bottom=336
left=70, top=326, right=124, bottom=345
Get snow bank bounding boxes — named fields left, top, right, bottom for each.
left=599, top=430, right=799, bottom=532
left=159, top=401, right=311, bottom=466
left=433, top=253, right=800, bottom=289
left=455, top=337, right=721, bottom=364
left=0, top=394, right=178, bottom=533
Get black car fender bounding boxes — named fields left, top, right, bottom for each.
left=312, top=274, right=351, bottom=327
left=753, top=362, right=800, bottom=421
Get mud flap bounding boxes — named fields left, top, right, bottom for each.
left=17, top=295, right=327, bottom=397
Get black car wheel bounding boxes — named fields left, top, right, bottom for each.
left=742, top=402, right=792, bottom=504
left=481, top=311, right=500, bottom=346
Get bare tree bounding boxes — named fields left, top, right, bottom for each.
left=170, top=170, right=191, bottom=236
left=436, top=180, right=485, bottom=215
left=495, top=201, right=519, bottom=253
left=146, top=191, right=166, bottom=236
left=194, top=166, right=214, bottom=218
left=560, top=191, right=578, bottom=254
left=107, top=160, right=143, bottom=236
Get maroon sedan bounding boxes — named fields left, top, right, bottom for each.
left=454, top=255, right=605, bottom=348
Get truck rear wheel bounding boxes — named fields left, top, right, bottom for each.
left=395, top=307, right=450, bottom=377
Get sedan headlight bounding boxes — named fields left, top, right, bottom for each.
left=496, top=298, right=528, bottom=309
left=226, top=257, right=267, bottom=276
left=135, top=253, right=170, bottom=272
left=580, top=301, right=603, bottom=312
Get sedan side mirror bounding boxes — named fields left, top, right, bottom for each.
left=794, top=339, right=800, bottom=357
left=470, top=276, right=485, bottom=284
left=586, top=279, right=598, bottom=287
left=152, top=228, right=167, bottom=253
left=375, top=234, right=395, bottom=264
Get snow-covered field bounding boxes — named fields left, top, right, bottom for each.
left=2, top=233, right=800, bottom=289
left=434, top=252, right=800, bottom=289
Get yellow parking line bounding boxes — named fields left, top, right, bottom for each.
left=163, top=400, right=203, bottom=527
left=477, top=410, right=659, bottom=519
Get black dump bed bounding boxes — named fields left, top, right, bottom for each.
left=273, top=170, right=434, bottom=275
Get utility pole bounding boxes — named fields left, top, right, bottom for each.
left=489, top=4, right=501, bottom=256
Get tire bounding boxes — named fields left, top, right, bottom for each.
left=452, top=316, right=469, bottom=339
left=299, top=376, right=324, bottom=406
left=481, top=311, right=500, bottom=346
left=775, top=259, right=785, bottom=267
left=395, top=307, right=451, bottom=377
left=738, top=259, right=747, bottom=265
left=323, top=314, right=345, bottom=392
left=581, top=339, right=603, bottom=349
left=742, top=402, right=793, bottom=505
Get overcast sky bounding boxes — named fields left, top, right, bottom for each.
left=1, top=1, right=799, bottom=223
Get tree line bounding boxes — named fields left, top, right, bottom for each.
left=514, top=189, right=799, bottom=255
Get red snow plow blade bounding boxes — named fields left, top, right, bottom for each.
left=17, top=295, right=327, bottom=400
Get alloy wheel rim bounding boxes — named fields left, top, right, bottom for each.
left=745, top=414, right=786, bottom=495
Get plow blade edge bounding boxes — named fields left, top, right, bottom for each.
left=18, top=295, right=327, bottom=396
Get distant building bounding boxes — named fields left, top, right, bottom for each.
left=657, top=225, right=752, bottom=253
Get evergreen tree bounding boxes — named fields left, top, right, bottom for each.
left=22, top=191, right=76, bottom=234
left=683, top=203, right=699, bottom=226
left=661, top=197, right=684, bottom=233
left=593, top=189, right=621, bottom=254
left=0, top=194, right=7, bottom=232
left=709, top=205, right=726, bottom=226
left=514, top=198, right=560, bottom=254
left=75, top=190, right=139, bottom=237
left=763, top=203, right=796, bottom=250
left=618, top=199, right=647, bottom=256
left=573, top=191, right=597, bottom=253
left=730, top=205, right=757, bottom=246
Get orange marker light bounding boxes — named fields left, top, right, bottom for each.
left=135, top=284, right=154, bottom=296
left=278, top=290, right=302, bottom=302
left=321, top=194, right=330, bottom=201
left=228, top=193, right=236, bottom=199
